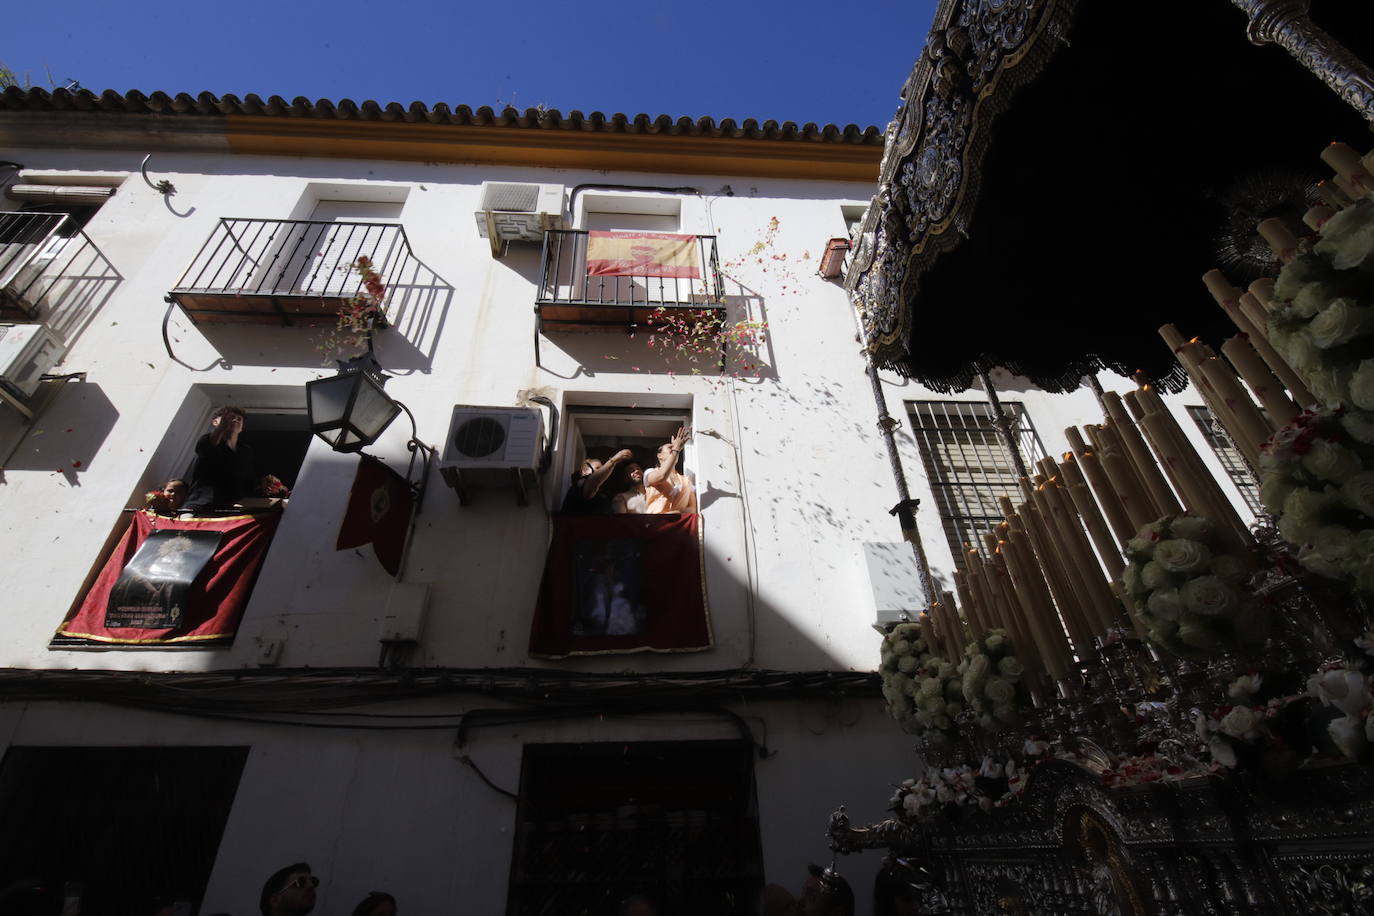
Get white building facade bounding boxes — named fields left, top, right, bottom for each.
left=0, top=92, right=1256, bottom=916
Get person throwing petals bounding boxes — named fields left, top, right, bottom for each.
left=644, top=425, right=697, bottom=515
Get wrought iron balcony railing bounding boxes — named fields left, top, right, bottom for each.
left=536, top=230, right=724, bottom=334
left=0, top=211, right=75, bottom=319
left=167, top=218, right=418, bottom=327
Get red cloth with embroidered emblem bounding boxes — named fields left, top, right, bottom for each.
left=529, top=513, right=712, bottom=658
left=336, top=454, right=414, bottom=576
left=59, top=510, right=279, bottom=644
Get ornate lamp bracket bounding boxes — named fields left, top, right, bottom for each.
left=1231, top=0, right=1374, bottom=123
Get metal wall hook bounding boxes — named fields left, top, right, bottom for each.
left=140, top=154, right=176, bottom=196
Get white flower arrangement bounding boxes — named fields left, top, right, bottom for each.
left=956, top=628, right=1027, bottom=732
left=1119, top=513, right=1263, bottom=658
left=1307, top=662, right=1374, bottom=760
left=887, top=756, right=1025, bottom=821
left=1258, top=408, right=1374, bottom=590
left=877, top=621, right=962, bottom=741
left=1267, top=200, right=1374, bottom=409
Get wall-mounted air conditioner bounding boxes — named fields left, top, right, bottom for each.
left=438, top=405, right=546, bottom=506
left=473, top=182, right=566, bottom=255
left=0, top=323, right=66, bottom=400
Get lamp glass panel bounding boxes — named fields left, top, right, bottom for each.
left=349, top=375, right=402, bottom=442
left=307, top=374, right=358, bottom=432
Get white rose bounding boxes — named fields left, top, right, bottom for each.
left=1153, top=539, right=1212, bottom=575
left=1124, top=536, right=1156, bottom=561
left=916, top=677, right=941, bottom=699
left=1177, top=617, right=1220, bottom=649
left=902, top=793, right=923, bottom=816
left=997, top=656, right=1024, bottom=679
left=1307, top=298, right=1374, bottom=349
left=1274, top=252, right=1331, bottom=300
left=1313, top=524, right=1362, bottom=566
left=945, top=701, right=963, bottom=717
left=1329, top=715, right=1369, bottom=759
left=1259, top=472, right=1297, bottom=515
left=1342, top=471, right=1374, bottom=519
left=1343, top=410, right=1374, bottom=445
left=1169, top=515, right=1215, bottom=544
left=919, top=695, right=946, bottom=716
left=1210, top=553, right=1250, bottom=583
left=1312, top=668, right=1370, bottom=718
left=1302, top=438, right=1364, bottom=483
left=1140, top=560, right=1174, bottom=590
left=1120, top=564, right=1145, bottom=598
left=891, top=639, right=912, bottom=657
left=1307, top=365, right=1354, bottom=410
left=1181, top=575, right=1238, bottom=617
left=1280, top=487, right=1338, bottom=544
left=1146, top=588, right=1185, bottom=621
left=1208, top=736, right=1238, bottom=769
left=1316, top=204, right=1374, bottom=268
left=1318, top=198, right=1374, bottom=240
left=1274, top=328, right=1323, bottom=374
left=1292, top=280, right=1349, bottom=318
left=1228, top=673, right=1262, bottom=699
left=898, top=655, right=918, bottom=674
left=1218, top=705, right=1262, bottom=740
left=993, top=703, right=1018, bottom=724
left=984, top=677, right=1016, bottom=705
left=983, top=633, right=1006, bottom=654
left=1350, top=360, right=1374, bottom=412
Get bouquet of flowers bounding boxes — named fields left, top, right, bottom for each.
left=1258, top=408, right=1374, bottom=590
left=1307, top=660, right=1374, bottom=761
left=258, top=474, right=292, bottom=499
left=878, top=622, right=963, bottom=742
left=956, top=629, right=1026, bottom=731
left=1267, top=200, right=1374, bottom=409
left=1119, top=513, right=1265, bottom=657
left=888, top=756, right=1026, bottom=821
left=144, top=488, right=174, bottom=515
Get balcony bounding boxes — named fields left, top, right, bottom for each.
left=536, top=230, right=724, bottom=334
left=167, top=218, right=418, bottom=327
left=1, top=211, right=85, bottom=320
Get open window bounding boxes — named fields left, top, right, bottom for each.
left=529, top=400, right=712, bottom=658
left=52, top=388, right=309, bottom=649
left=561, top=404, right=696, bottom=512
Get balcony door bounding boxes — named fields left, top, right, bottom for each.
left=269, top=199, right=403, bottom=298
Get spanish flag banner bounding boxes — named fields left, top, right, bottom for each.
left=585, top=231, right=701, bottom=279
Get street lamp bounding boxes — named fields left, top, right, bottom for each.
left=305, top=355, right=402, bottom=453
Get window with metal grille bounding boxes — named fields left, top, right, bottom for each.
left=1187, top=405, right=1264, bottom=517
left=908, top=400, right=1048, bottom=573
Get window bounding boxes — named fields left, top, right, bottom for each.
left=579, top=193, right=683, bottom=232
left=1187, top=405, right=1263, bottom=516
left=507, top=741, right=763, bottom=915
left=0, top=746, right=248, bottom=916
left=53, top=389, right=309, bottom=649
left=908, top=400, right=1048, bottom=572
left=561, top=404, right=695, bottom=509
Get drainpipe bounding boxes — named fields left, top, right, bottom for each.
left=866, top=357, right=938, bottom=605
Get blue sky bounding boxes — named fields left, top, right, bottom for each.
left=3, top=0, right=937, bottom=130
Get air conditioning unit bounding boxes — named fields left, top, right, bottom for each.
left=438, top=405, right=546, bottom=506
left=0, top=323, right=66, bottom=400
left=473, top=182, right=566, bottom=254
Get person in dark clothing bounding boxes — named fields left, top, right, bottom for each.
left=184, top=407, right=256, bottom=513
left=560, top=448, right=634, bottom=514
left=259, top=863, right=316, bottom=916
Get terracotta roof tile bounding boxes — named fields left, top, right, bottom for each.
left=0, top=86, right=884, bottom=145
